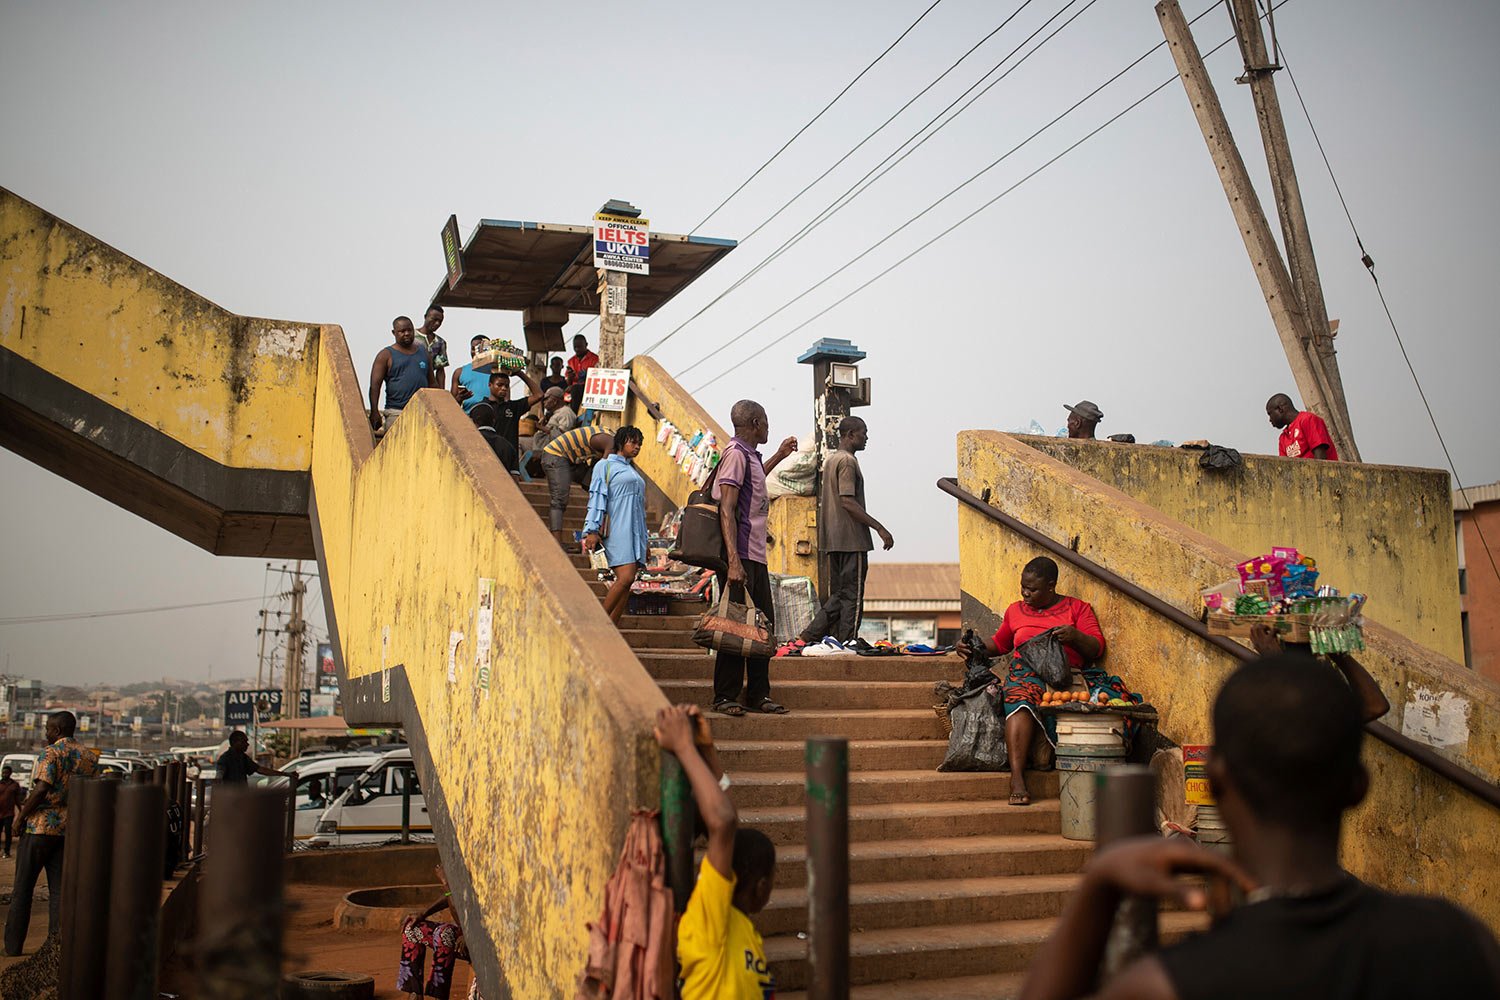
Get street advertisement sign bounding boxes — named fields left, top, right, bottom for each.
left=309, top=693, right=336, bottom=718
left=223, top=689, right=312, bottom=726
left=593, top=212, right=650, bottom=275
left=580, top=368, right=631, bottom=412
left=1183, top=744, right=1214, bottom=804
left=317, top=642, right=339, bottom=693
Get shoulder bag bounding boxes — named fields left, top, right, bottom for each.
left=691, top=586, right=775, bottom=659
left=669, top=454, right=728, bottom=572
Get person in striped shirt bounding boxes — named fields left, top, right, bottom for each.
left=539, top=416, right=614, bottom=549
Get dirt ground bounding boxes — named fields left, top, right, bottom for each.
left=0, top=849, right=54, bottom=971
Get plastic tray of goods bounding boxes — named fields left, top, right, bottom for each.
left=1205, top=612, right=1311, bottom=642
left=471, top=345, right=527, bottom=374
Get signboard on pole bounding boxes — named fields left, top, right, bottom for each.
left=592, top=212, right=650, bottom=275
left=223, top=689, right=313, bottom=726
left=316, top=642, right=339, bottom=693
left=580, top=368, right=631, bottom=412
left=441, top=214, right=464, bottom=290
left=309, top=694, right=336, bottom=718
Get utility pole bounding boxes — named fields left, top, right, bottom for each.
left=1156, top=0, right=1360, bottom=461
left=282, top=561, right=307, bottom=759
left=255, top=608, right=270, bottom=691
left=592, top=199, right=647, bottom=431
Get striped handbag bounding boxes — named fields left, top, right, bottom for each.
left=691, top=587, right=775, bottom=659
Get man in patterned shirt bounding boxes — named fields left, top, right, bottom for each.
left=4, top=710, right=98, bottom=955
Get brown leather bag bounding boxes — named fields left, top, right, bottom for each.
left=692, top=587, right=775, bottom=659
left=668, top=460, right=727, bottom=573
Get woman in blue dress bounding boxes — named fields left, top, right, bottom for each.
left=582, top=425, right=650, bottom=624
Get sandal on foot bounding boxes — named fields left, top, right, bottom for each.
left=754, top=699, right=790, bottom=715
left=1009, top=791, right=1031, bottom=806
left=711, top=700, right=746, bottom=717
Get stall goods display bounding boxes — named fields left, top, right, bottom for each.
left=471, top=339, right=527, bottom=375
left=654, top=420, right=720, bottom=487
left=1203, top=546, right=1365, bottom=651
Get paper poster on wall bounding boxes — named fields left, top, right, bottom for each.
left=448, top=630, right=464, bottom=684
left=381, top=625, right=392, bottom=704
left=475, top=579, right=495, bottom=692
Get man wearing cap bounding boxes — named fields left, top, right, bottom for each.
left=1065, top=400, right=1104, bottom=439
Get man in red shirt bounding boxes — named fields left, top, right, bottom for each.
left=565, top=334, right=600, bottom=412
left=1267, top=393, right=1339, bottom=461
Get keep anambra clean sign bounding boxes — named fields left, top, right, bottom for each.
left=581, top=368, right=630, bottom=412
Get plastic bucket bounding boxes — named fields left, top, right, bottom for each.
left=1057, top=751, right=1126, bottom=841
left=1196, top=804, right=1233, bottom=856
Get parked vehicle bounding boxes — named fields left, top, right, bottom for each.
left=96, top=756, right=135, bottom=777
left=1, top=752, right=38, bottom=790
left=281, top=755, right=384, bottom=842
left=308, top=750, right=431, bottom=847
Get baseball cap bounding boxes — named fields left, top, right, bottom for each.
left=1064, top=400, right=1104, bottom=422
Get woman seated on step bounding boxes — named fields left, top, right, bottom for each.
left=955, top=556, right=1141, bottom=806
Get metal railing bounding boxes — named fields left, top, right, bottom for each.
left=937, top=476, right=1500, bottom=810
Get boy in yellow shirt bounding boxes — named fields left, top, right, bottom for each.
left=654, top=704, right=778, bottom=999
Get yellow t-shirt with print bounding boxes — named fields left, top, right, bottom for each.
left=677, top=857, right=775, bottom=999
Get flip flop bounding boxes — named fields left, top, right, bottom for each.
left=711, top=700, right=746, bottom=717
left=754, top=699, right=790, bottom=715
left=1009, top=791, right=1031, bottom=806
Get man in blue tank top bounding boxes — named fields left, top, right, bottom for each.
left=368, top=315, right=430, bottom=438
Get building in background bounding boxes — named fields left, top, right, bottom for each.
left=1455, top=482, right=1500, bottom=682
left=858, top=564, right=961, bottom=648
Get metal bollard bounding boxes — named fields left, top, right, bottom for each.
left=283, top=770, right=298, bottom=853
left=132, top=767, right=150, bottom=784
left=192, top=777, right=207, bottom=858
left=197, top=786, right=286, bottom=1000
left=1096, top=764, right=1159, bottom=975
left=152, top=763, right=167, bottom=786
left=806, top=737, right=850, bottom=1000
left=104, top=782, right=167, bottom=1000
left=659, top=751, right=697, bottom=912
left=165, top=761, right=182, bottom=871
left=63, top=778, right=118, bottom=1000
left=400, top=768, right=412, bottom=845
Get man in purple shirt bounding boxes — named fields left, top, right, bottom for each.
left=712, top=399, right=798, bottom=716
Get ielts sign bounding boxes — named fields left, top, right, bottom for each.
left=593, top=212, right=650, bottom=275
left=580, top=368, right=631, bottom=412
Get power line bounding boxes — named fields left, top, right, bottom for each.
left=1267, top=18, right=1500, bottom=588
left=670, top=0, right=1106, bottom=376
left=687, top=0, right=948, bottom=236
left=0, top=595, right=268, bottom=626
left=688, top=4, right=1267, bottom=393
left=644, top=0, right=1087, bottom=359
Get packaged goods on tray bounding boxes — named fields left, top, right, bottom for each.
left=1203, top=547, right=1365, bottom=651
left=471, top=339, right=527, bottom=375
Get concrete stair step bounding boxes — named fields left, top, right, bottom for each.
left=756, top=873, right=1079, bottom=936
left=619, top=614, right=699, bottom=631
left=741, top=799, right=1060, bottom=846
left=730, top=769, right=1059, bottom=809
left=645, top=653, right=963, bottom=683
left=764, top=911, right=1206, bottom=990
left=714, top=739, right=948, bottom=772
left=621, top=629, right=699, bottom=650
left=779, top=971, right=1025, bottom=1000
left=658, top=678, right=942, bottom=711
left=706, top=709, right=946, bottom=742
left=769, top=833, right=1092, bottom=889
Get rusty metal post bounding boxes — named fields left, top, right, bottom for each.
left=104, top=782, right=166, bottom=1000
left=806, top=737, right=850, bottom=1000
left=63, top=778, right=117, bottom=1000
left=132, top=767, right=149, bottom=784
left=180, top=765, right=192, bottom=859
left=152, top=763, right=166, bottom=786
left=1096, top=765, right=1159, bottom=976
left=165, top=761, right=182, bottom=871
left=659, top=751, right=697, bottom=912
left=192, top=777, right=207, bottom=858
left=283, top=770, right=298, bottom=853
left=197, top=786, right=286, bottom=1000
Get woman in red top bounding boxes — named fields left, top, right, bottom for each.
left=957, top=556, right=1139, bottom=805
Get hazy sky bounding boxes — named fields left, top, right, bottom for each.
left=3, top=0, right=1497, bottom=686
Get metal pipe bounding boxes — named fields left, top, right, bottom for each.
left=400, top=767, right=411, bottom=845
left=57, top=778, right=89, bottom=999
left=197, top=786, right=285, bottom=1000
left=805, top=737, right=850, bottom=1000
left=192, top=777, right=207, bottom=858
left=152, top=763, right=166, bottom=786
left=132, top=767, right=149, bottom=784
left=937, top=475, right=1500, bottom=810
left=659, top=751, right=696, bottom=912
left=1095, top=765, right=1159, bottom=977
left=65, top=778, right=118, bottom=1000
left=180, top=764, right=192, bottom=860
left=105, top=783, right=167, bottom=1000
left=283, top=769, right=298, bottom=853
left=165, top=761, right=182, bottom=872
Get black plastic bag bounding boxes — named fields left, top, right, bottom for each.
left=938, top=685, right=1009, bottom=772
left=1198, top=444, right=1243, bottom=471
left=960, top=627, right=995, bottom=692
left=1018, top=628, right=1072, bottom=690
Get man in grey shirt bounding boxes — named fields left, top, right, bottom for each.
left=797, top=415, right=893, bottom=646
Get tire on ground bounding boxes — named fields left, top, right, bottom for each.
left=281, top=970, right=376, bottom=999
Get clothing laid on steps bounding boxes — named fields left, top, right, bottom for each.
left=1156, top=876, right=1500, bottom=999
left=585, top=455, right=648, bottom=568
left=677, top=858, right=775, bottom=1000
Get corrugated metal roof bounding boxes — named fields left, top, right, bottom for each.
left=1454, top=481, right=1500, bottom=511
left=864, top=563, right=961, bottom=603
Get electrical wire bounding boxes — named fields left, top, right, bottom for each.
left=1266, top=17, right=1500, bottom=587
left=687, top=0, right=948, bottom=236
left=687, top=6, right=1267, bottom=393
left=0, top=595, right=268, bottom=626
left=670, top=0, right=1108, bottom=376
left=644, top=0, right=1090, bottom=359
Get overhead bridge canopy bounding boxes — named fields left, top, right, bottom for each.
left=430, top=219, right=735, bottom=317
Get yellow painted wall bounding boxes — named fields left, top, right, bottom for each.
left=0, top=189, right=319, bottom=471
left=767, top=494, right=819, bottom=579
left=313, top=337, right=666, bottom=995
left=626, top=355, right=729, bottom=508
left=1020, top=437, right=1463, bottom=661
left=957, top=430, right=1500, bottom=929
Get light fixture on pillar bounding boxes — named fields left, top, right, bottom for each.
left=829, top=362, right=860, bottom=389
